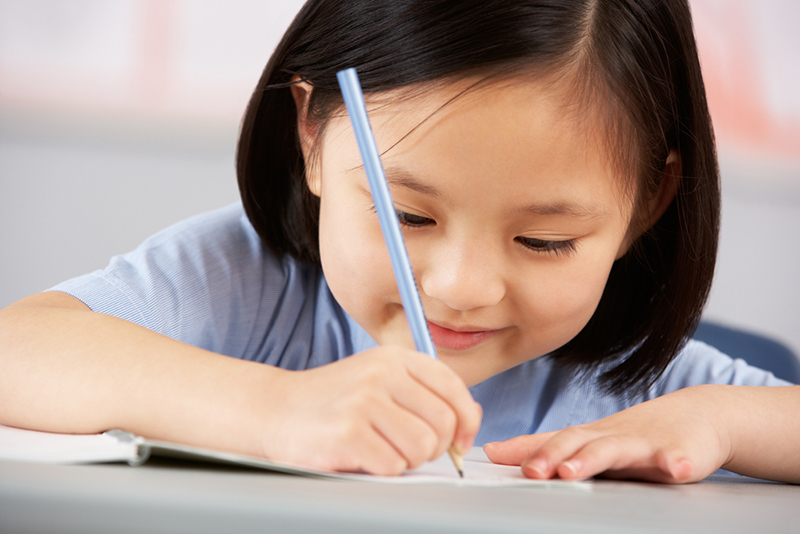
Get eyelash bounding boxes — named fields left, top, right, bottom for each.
left=381, top=208, right=578, bottom=257
left=515, top=236, right=578, bottom=256
left=395, top=210, right=434, bottom=228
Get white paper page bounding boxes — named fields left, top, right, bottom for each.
left=333, top=448, right=592, bottom=490
left=158, top=440, right=591, bottom=490
left=0, top=424, right=138, bottom=464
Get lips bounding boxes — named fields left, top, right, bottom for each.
left=427, top=321, right=499, bottom=351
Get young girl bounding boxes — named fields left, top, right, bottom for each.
left=1, top=0, right=798, bottom=484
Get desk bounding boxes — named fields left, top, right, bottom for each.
left=1, top=459, right=797, bottom=534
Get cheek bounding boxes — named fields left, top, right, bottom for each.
left=518, top=251, right=616, bottom=347
left=553, top=267, right=609, bottom=324
left=317, top=198, right=397, bottom=324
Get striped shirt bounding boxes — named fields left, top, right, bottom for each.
left=52, top=203, right=790, bottom=446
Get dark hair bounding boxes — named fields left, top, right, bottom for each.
left=237, top=0, right=720, bottom=396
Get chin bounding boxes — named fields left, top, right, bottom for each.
left=436, top=353, right=496, bottom=387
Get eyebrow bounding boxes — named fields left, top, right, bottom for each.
left=513, top=201, right=607, bottom=218
left=383, top=166, right=442, bottom=198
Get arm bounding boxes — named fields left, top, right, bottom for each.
left=0, top=291, right=480, bottom=475
left=484, top=384, right=800, bottom=484
left=0, top=291, right=295, bottom=456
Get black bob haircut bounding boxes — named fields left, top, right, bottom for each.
left=237, top=0, right=720, bottom=396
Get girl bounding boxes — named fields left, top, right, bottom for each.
left=1, top=0, right=798, bottom=483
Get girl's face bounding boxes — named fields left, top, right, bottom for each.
left=303, top=78, right=636, bottom=386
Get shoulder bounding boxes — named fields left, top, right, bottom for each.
left=51, top=204, right=324, bottom=359
left=54, top=203, right=283, bottom=316
left=126, top=202, right=269, bottom=272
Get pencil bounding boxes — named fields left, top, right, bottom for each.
left=337, top=67, right=464, bottom=478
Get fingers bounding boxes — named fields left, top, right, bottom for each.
left=497, top=426, right=699, bottom=483
left=293, top=385, right=437, bottom=475
left=488, top=388, right=726, bottom=485
left=547, top=432, right=650, bottom=480
left=331, top=426, right=409, bottom=476
left=519, top=426, right=608, bottom=479
left=388, top=378, right=459, bottom=464
left=596, top=454, right=697, bottom=484
left=403, top=353, right=482, bottom=453
left=483, top=432, right=556, bottom=465
left=288, top=346, right=481, bottom=475
left=382, top=350, right=482, bottom=463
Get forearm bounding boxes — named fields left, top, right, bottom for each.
left=0, top=292, right=287, bottom=457
left=709, top=384, right=800, bottom=483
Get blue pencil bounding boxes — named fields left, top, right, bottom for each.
left=336, top=68, right=464, bottom=477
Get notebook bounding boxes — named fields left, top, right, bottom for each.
left=0, top=424, right=590, bottom=490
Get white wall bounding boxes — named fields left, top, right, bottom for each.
left=1, top=0, right=306, bottom=302
left=1, top=0, right=799, bottom=357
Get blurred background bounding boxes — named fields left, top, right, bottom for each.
left=1, top=0, right=798, bottom=359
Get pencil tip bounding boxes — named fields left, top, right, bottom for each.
left=458, top=469, right=464, bottom=478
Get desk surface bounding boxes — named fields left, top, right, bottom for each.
left=1, top=459, right=798, bottom=534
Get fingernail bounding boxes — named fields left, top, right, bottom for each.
left=561, top=459, right=582, bottom=477
left=524, top=458, right=548, bottom=476
left=453, top=432, right=475, bottom=454
left=673, top=459, right=693, bottom=481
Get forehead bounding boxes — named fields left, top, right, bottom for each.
left=324, top=74, right=635, bottom=217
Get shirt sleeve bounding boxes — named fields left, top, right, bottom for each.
left=652, top=339, right=793, bottom=398
left=49, top=203, right=322, bottom=365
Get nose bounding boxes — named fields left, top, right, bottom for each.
left=418, top=236, right=506, bottom=311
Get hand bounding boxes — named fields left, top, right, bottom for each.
left=257, top=346, right=482, bottom=476
left=484, top=385, right=731, bottom=484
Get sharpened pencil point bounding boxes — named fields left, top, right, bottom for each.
left=448, top=446, right=465, bottom=478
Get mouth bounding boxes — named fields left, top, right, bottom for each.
left=426, top=321, right=500, bottom=351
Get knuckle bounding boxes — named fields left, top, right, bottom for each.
left=372, top=456, right=407, bottom=477
left=574, top=446, right=602, bottom=466
left=433, top=403, right=457, bottom=433
left=404, top=451, right=426, bottom=470
left=359, top=363, right=387, bottom=385
left=561, top=425, right=593, bottom=441
left=408, top=435, right=438, bottom=468
left=341, top=393, right=371, bottom=415
left=599, top=434, right=628, bottom=450
left=406, top=424, right=439, bottom=464
left=336, top=418, right=366, bottom=445
left=391, top=456, right=409, bottom=475
left=420, top=429, right=440, bottom=457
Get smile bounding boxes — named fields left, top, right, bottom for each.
left=426, top=321, right=500, bottom=351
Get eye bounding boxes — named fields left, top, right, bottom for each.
left=396, top=210, right=434, bottom=227
left=516, top=236, right=577, bottom=256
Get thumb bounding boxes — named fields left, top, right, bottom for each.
left=483, top=432, right=556, bottom=466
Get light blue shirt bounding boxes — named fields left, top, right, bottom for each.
left=52, top=203, right=791, bottom=446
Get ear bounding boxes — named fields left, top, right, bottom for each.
left=647, top=149, right=681, bottom=227
left=289, top=75, right=322, bottom=197
left=615, top=149, right=681, bottom=259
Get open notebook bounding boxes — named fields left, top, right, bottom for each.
left=0, top=424, right=590, bottom=490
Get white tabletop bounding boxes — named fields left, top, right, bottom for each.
left=1, top=458, right=798, bottom=534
